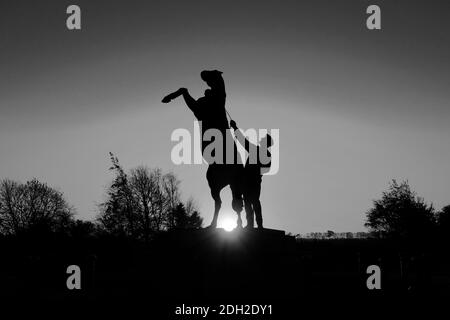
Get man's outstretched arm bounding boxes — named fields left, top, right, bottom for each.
left=230, top=120, right=257, bottom=153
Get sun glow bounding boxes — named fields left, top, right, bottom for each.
left=220, top=217, right=236, bottom=232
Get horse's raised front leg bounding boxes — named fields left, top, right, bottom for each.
left=161, top=88, right=184, bottom=103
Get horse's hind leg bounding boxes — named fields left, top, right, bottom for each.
left=235, top=208, right=243, bottom=228
left=231, top=181, right=244, bottom=228
left=209, top=187, right=222, bottom=228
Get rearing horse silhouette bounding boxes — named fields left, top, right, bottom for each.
left=162, top=70, right=244, bottom=228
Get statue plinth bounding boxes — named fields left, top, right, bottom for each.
left=150, top=227, right=302, bottom=300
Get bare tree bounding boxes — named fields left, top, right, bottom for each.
left=0, top=179, right=23, bottom=235
left=0, top=178, right=74, bottom=235
left=129, top=166, right=158, bottom=241
left=163, top=172, right=181, bottom=229
left=98, top=153, right=200, bottom=240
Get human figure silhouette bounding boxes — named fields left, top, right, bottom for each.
left=162, top=70, right=244, bottom=228
left=230, top=120, right=272, bottom=229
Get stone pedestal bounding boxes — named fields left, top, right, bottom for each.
left=151, top=228, right=302, bottom=300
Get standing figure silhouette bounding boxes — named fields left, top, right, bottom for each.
left=230, top=120, right=272, bottom=229
left=162, top=70, right=244, bottom=228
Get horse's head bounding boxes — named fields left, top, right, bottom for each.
left=201, top=70, right=224, bottom=91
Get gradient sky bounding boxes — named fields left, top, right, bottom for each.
left=1, top=0, right=449, bottom=233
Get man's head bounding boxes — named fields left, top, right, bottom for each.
left=261, top=134, right=273, bottom=149
left=201, top=70, right=224, bottom=89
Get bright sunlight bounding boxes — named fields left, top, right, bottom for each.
left=219, top=216, right=236, bottom=232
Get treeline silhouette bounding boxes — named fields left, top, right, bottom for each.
left=365, top=179, right=449, bottom=241
left=0, top=153, right=202, bottom=240
left=2, top=161, right=449, bottom=242
left=297, top=180, right=450, bottom=242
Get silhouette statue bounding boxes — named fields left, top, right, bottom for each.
left=162, top=70, right=244, bottom=228
left=230, top=120, right=272, bottom=229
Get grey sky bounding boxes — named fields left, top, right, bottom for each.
left=1, top=0, right=449, bottom=233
